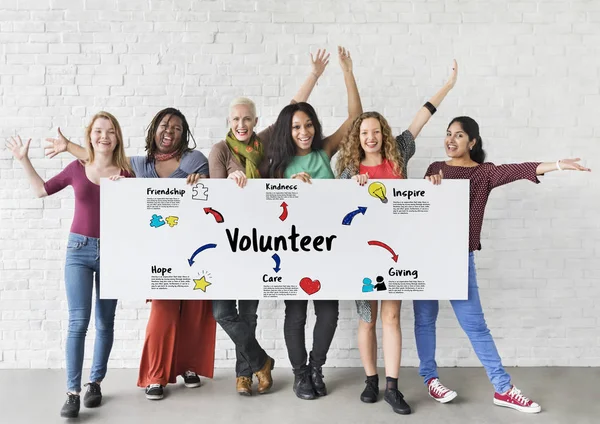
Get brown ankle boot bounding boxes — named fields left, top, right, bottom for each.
left=236, top=376, right=252, bottom=396
left=254, top=357, right=275, bottom=394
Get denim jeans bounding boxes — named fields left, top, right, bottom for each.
left=65, top=233, right=117, bottom=393
left=284, top=300, right=339, bottom=371
left=413, top=252, right=512, bottom=393
left=212, top=300, right=267, bottom=375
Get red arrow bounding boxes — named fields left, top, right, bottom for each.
left=204, top=207, right=224, bottom=223
left=279, top=202, right=288, bottom=221
left=367, top=240, right=398, bottom=262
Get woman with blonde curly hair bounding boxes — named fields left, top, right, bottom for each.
left=336, top=61, right=457, bottom=416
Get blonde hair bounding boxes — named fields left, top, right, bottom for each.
left=85, top=111, right=131, bottom=174
left=228, top=97, right=257, bottom=119
left=336, top=112, right=404, bottom=177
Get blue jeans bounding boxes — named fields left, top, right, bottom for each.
left=65, top=233, right=117, bottom=393
left=413, top=252, right=512, bottom=394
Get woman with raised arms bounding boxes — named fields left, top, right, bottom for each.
left=335, top=61, right=458, bottom=415
left=208, top=49, right=332, bottom=396
left=266, top=46, right=362, bottom=400
left=7, top=112, right=132, bottom=418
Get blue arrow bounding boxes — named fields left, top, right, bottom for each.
left=188, top=243, right=217, bottom=266
left=342, top=206, right=367, bottom=226
left=272, top=253, right=281, bottom=273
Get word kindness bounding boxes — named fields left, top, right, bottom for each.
left=146, top=188, right=186, bottom=197
left=226, top=225, right=337, bottom=253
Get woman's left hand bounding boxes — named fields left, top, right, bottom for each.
left=291, top=171, right=312, bottom=184
left=426, top=169, right=443, bottom=185
left=109, top=175, right=124, bottom=181
left=186, top=173, right=203, bottom=185
left=557, top=158, right=591, bottom=172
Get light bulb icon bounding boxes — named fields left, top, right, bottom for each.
left=368, top=182, right=388, bottom=204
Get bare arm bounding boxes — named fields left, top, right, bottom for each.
left=407, top=59, right=458, bottom=139
left=45, top=127, right=89, bottom=161
left=292, top=49, right=330, bottom=103
left=6, top=136, right=48, bottom=198
left=323, top=46, right=363, bottom=157
left=536, top=158, right=591, bottom=175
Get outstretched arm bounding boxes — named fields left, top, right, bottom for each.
left=6, top=136, right=48, bottom=198
left=323, top=46, right=363, bottom=157
left=292, top=49, right=330, bottom=103
left=45, top=128, right=88, bottom=161
left=407, top=59, right=458, bottom=139
left=536, top=158, right=591, bottom=175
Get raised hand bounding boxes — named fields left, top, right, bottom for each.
left=446, top=59, right=458, bottom=89
left=6, top=135, right=32, bottom=162
left=557, top=158, right=591, bottom=172
left=310, top=48, right=331, bottom=78
left=44, top=127, right=69, bottom=158
left=338, top=46, right=353, bottom=73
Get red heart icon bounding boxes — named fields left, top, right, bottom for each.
left=299, top=277, right=321, bottom=295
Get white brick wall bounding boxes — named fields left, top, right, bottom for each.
left=0, top=0, right=599, bottom=370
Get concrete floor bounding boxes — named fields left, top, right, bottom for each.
left=0, top=367, right=598, bottom=424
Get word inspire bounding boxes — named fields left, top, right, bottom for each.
left=226, top=225, right=337, bottom=253
left=147, top=188, right=186, bottom=197
left=392, top=189, right=425, bottom=199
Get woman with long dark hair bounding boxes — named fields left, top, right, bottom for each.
left=266, top=47, right=363, bottom=400
left=415, top=116, right=590, bottom=414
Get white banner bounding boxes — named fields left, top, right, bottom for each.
left=100, top=178, right=469, bottom=300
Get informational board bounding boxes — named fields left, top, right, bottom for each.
left=100, top=179, right=469, bottom=300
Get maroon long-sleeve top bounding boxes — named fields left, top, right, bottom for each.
left=425, top=161, right=541, bottom=252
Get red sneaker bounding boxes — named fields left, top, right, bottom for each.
left=493, top=385, right=541, bottom=413
left=427, top=378, right=457, bottom=403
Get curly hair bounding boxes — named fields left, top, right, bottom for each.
left=145, top=108, right=196, bottom=161
left=336, top=111, right=404, bottom=177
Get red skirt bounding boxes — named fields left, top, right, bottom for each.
left=137, top=300, right=216, bottom=387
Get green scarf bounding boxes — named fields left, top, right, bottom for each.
left=225, top=130, right=264, bottom=179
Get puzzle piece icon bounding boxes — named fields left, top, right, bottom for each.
left=192, top=183, right=208, bottom=201
left=165, top=216, right=179, bottom=227
left=150, top=214, right=165, bottom=228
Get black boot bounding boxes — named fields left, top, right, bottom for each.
left=384, top=388, right=412, bottom=415
left=293, top=367, right=316, bottom=400
left=360, top=375, right=379, bottom=403
left=60, top=393, right=80, bottom=418
left=310, top=364, right=327, bottom=397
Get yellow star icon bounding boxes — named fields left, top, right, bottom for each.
left=193, top=276, right=211, bottom=292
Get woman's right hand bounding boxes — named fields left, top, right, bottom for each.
left=352, top=173, right=369, bottom=186
left=6, top=135, right=31, bottom=162
left=228, top=170, right=248, bottom=188
left=291, top=171, right=312, bottom=184
left=44, top=127, right=69, bottom=158
left=338, top=46, right=353, bottom=73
